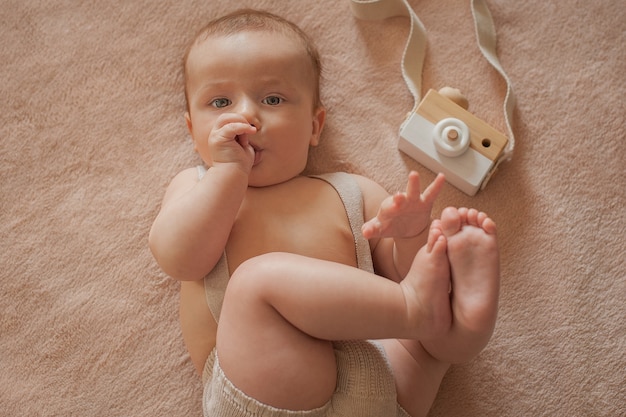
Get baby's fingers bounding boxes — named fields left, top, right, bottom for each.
left=361, top=218, right=381, bottom=239
left=214, top=113, right=257, bottom=140
left=405, top=171, right=423, bottom=202
left=220, top=122, right=257, bottom=142
left=421, top=173, right=446, bottom=203
left=392, top=193, right=408, bottom=210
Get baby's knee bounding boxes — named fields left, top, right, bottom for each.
left=232, top=252, right=291, bottom=278
left=227, top=252, right=295, bottom=297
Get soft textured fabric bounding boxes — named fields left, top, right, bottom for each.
left=203, top=342, right=411, bottom=417
left=1, top=1, right=624, bottom=416
left=203, top=349, right=331, bottom=417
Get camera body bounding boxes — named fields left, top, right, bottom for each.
left=399, top=89, right=508, bottom=196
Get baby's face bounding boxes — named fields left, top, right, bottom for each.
left=185, top=30, right=325, bottom=187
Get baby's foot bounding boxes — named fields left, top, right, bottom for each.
left=400, top=221, right=452, bottom=340
left=441, top=207, right=500, bottom=343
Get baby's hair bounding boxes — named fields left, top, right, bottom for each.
left=183, top=9, right=323, bottom=111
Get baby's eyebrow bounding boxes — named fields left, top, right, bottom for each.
left=258, top=76, right=284, bottom=84
left=259, top=78, right=302, bottom=94
left=198, top=78, right=289, bottom=90
left=197, top=80, right=231, bottom=91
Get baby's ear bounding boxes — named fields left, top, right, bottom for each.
left=185, top=112, right=199, bottom=152
left=309, top=106, right=326, bottom=146
left=184, top=112, right=193, bottom=135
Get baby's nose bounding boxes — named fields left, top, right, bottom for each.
left=237, top=101, right=260, bottom=129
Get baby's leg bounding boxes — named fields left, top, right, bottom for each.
left=421, top=207, right=501, bottom=364
left=385, top=208, right=500, bottom=416
left=216, top=240, right=451, bottom=411
left=380, top=223, right=453, bottom=416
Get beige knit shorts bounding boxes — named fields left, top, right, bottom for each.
left=202, top=340, right=411, bottom=417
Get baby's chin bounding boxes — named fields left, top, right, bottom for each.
left=246, top=176, right=291, bottom=188
left=247, top=167, right=306, bottom=188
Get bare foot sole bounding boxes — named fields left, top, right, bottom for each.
left=423, top=207, right=500, bottom=363
left=400, top=221, right=452, bottom=340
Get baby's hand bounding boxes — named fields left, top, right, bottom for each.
left=362, top=172, right=445, bottom=239
left=207, top=113, right=257, bottom=173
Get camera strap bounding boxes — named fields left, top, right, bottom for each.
left=349, top=0, right=515, bottom=164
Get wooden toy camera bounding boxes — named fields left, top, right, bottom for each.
left=399, top=88, right=508, bottom=196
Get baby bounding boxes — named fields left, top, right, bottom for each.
left=149, top=9, right=500, bottom=417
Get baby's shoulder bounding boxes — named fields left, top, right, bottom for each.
left=344, top=173, right=388, bottom=218
left=348, top=173, right=387, bottom=198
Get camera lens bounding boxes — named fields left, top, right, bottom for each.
left=433, top=118, right=470, bottom=157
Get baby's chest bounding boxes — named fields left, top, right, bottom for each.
left=226, top=187, right=358, bottom=271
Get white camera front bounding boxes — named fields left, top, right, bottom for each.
left=399, top=89, right=508, bottom=196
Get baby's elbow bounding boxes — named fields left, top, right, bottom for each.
left=148, top=227, right=218, bottom=281
left=148, top=229, right=191, bottom=281
left=165, top=265, right=206, bottom=282
left=152, top=252, right=205, bottom=281
left=148, top=227, right=167, bottom=271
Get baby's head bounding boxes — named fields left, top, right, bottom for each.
left=183, top=9, right=323, bottom=112
left=182, top=9, right=327, bottom=186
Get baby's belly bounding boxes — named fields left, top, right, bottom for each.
left=226, top=227, right=358, bottom=274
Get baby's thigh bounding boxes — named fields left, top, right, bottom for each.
left=216, top=255, right=337, bottom=411
left=380, top=339, right=449, bottom=417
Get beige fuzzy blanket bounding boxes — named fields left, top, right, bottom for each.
left=1, top=0, right=624, bottom=415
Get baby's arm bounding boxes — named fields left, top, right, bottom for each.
left=149, top=115, right=256, bottom=281
left=359, top=172, right=445, bottom=280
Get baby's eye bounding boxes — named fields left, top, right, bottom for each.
left=262, top=96, right=283, bottom=106
left=211, top=98, right=231, bottom=108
